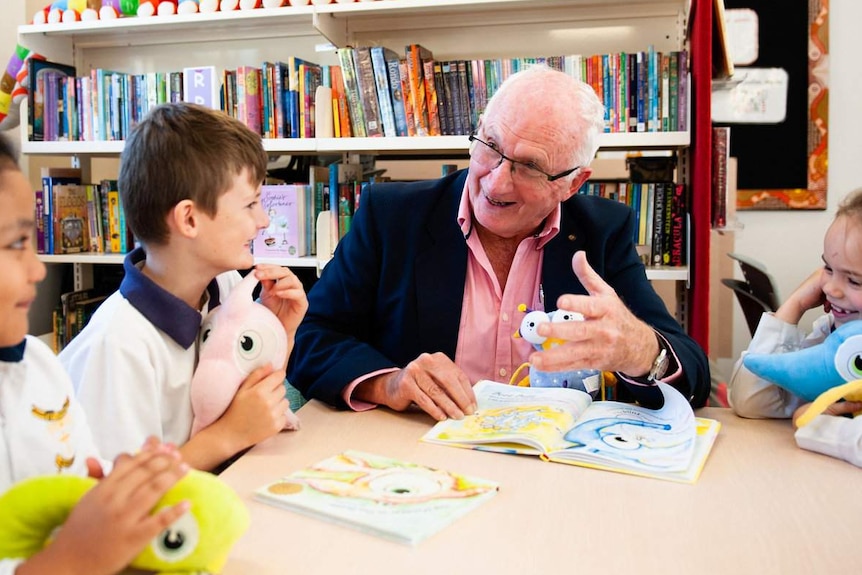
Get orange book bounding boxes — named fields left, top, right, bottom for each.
left=330, top=65, right=352, bottom=138
left=405, top=44, right=432, bottom=136
left=398, top=59, right=416, bottom=137
left=422, top=58, right=441, bottom=136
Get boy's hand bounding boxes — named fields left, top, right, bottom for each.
left=19, top=439, right=189, bottom=575
left=255, top=264, right=308, bottom=337
left=219, top=364, right=292, bottom=450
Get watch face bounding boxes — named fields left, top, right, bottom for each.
left=650, top=349, right=669, bottom=381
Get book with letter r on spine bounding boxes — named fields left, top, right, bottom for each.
left=422, top=381, right=720, bottom=484
left=255, top=450, right=499, bottom=545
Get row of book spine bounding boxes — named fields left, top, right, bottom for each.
left=37, top=167, right=133, bottom=255
left=28, top=46, right=688, bottom=143
left=577, top=180, right=687, bottom=267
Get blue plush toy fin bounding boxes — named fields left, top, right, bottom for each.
left=742, top=320, right=862, bottom=402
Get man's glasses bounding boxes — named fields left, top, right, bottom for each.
left=468, top=133, right=580, bottom=183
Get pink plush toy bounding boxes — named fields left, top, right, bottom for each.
left=189, top=273, right=300, bottom=436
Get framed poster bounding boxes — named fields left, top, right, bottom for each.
left=719, top=0, right=828, bottom=210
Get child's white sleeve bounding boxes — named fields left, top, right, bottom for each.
left=728, top=312, right=812, bottom=418
left=795, top=415, right=862, bottom=468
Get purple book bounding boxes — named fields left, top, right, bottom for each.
left=253, top=185, right=306, bottom=258
left=182, top=66, right=219, bottom=110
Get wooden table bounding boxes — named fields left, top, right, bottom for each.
left=219, top=401, right=862, bottom=575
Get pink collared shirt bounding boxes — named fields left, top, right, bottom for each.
left=342, top=183, right=561, bottom=409
left=454, top=190, right=561, bottom=385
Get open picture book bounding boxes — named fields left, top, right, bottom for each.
left=254, top=450, right=499, bottom=545
left=422, top=381, right=720, bottom=484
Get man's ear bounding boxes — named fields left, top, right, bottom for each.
left=168, top=199, right=198, bottom=239
left=562, top=167, right=593, bottom=202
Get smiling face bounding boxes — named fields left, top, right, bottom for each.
left=0, top=169, right=47, bottom=346
left=821, top=214, right=862, bottom=326
left=194, top=168, right=269, bottom=273
left=465, top=70, right=597, bottom=242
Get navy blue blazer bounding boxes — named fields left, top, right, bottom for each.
left=288, top=169, right=710, bottom=408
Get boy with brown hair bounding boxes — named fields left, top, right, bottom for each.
left=61, top=103, right=308, bottom=471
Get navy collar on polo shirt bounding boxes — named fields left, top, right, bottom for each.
left=119, top=247, right=221, bottom=350
left=0, top=340, right=26, bottom=363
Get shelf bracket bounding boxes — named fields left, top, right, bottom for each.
left=313, top=12, right=347, bottom=48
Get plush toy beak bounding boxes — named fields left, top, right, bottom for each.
left=743, top=321, right=862, bottom=402
left=743, top=345, right=844, bottom=402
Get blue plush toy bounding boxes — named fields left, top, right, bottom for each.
left=511, top=304, right=602, bottom=396
left=742, top=320, right=862, bottom=402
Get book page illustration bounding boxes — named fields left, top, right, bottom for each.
left=554, top=383, right=696, bottom=471
left=256, top=451, right=498, bottom=545
left=423, top=381, right=592, bottom=453
left=432, top=405, right=574, bottom=454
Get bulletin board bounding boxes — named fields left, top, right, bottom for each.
left=719, top=0, right=828, bottom=210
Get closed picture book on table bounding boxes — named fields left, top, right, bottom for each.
left=422, top=381, right=720, bottom=484
left=255, top=450, right=499, bottom=545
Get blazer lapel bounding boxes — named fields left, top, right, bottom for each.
left=541, top=207, right=589, bottom=308
left=414, top=177, right=468, bottom=359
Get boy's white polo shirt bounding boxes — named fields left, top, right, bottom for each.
left=60, top=247, right=241, bottom=461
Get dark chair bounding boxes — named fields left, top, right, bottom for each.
left=721, top=252, right=780, bottom=337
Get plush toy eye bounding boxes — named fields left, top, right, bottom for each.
left=833, top=334, right=862, bottom=381
left=551, top=309, right=585, bottom=323
left=151, top=512, right=199, bottom=562
left=237, top=330, right=263, bottom=360
left=199, top=317, right=215, bottom=346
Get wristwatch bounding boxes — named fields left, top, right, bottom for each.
left=619, top=335, right=671, bottom=384
left=647, top=345, right=669, bottom=382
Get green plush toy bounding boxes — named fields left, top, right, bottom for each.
left=0, top=469, right=249, bottom=574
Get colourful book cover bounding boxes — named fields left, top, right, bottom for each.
left=255, top=450, right=499, bottom=545
left=34, top=189, right=45, bottom=254
left=422, top=58, right=441, bottom=136
left=329, top=65, right=352, bottom=138
left=370, top=46, right=398, bottom=138
left=52, top=183, right=90, bottom=254
left=106, top=187, right=122, bottom=254
left=397, top=58, right=416, bottom=137
left=41, top=167, right=81, bottom=254
left=85, top=184, right=103, bottom=254
left=182, top=66, right=220, bottom=110
left=422, top=380, right=720, bottom=484
left=405, top=44, right=432, bottom=136
left=382, top=50, right=408, bottom=137
left=254, top=185, right=306, bottom=258
left=236, top=66, right=262, bottom=136
left=28, top=58, right=76, bottom=142
left=336, top=48, right=366, bottom=138
left=670, top=183, right=687, bottom=266
left=351, top=47, right=383, bottom=137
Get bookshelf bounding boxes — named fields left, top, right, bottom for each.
left=17, top=0, right=712, bottom=348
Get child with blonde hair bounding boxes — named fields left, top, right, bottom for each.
left=730, top=188, right=862, bottom=466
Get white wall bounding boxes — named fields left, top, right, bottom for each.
left=715, top=0, right=862, bottom=380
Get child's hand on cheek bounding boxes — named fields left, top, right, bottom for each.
left=254, top=264, right=308, bottom=337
